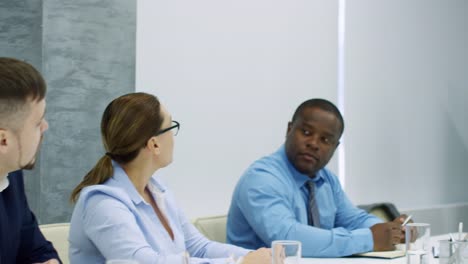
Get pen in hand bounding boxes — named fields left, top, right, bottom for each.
left=401, top=215, right=413, bottom=227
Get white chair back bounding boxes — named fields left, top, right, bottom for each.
left=193, top=215, right=227, bottom=243
left=39, top=223, right=70, bottom=264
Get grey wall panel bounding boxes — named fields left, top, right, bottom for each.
left=0, top=0, right=42, bottom=65
left=38, top=0, right=136, bottom=223
left=402, top=203, right=468, bottom=236
left=345, top=0, right=468, bottom=211
left=1, top=0, right=136, bottom=224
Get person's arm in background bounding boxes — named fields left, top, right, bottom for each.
left=236, top=168, right=396, bottom=257
left=13, top=171, right=61, bottom=264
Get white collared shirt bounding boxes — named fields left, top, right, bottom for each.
left=0, top=174, right=9, bottom=192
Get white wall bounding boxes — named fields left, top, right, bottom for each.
left=345, top=0, right=468, bottom=211
left=136, top=0, right=468, bottom=223
left=136, top=0, right=339, bottom=218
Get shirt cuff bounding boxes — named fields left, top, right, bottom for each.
left=223, top=255, right=244, bottom=264
left=352, top=228, right=375, bottom=253
left=235, top=256, right=244, bottom=264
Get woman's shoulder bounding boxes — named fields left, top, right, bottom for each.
left=78, top=184, right=134, bottom=210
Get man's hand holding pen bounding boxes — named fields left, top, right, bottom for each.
left=371, top=214, right=413, bottom=251
left=395, top=214, right=414, bottom=243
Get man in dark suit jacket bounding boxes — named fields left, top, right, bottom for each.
left=0, top=171, right=59, bottom=263
left=0, top=58, right=60, bottom=263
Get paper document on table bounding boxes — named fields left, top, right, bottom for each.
left=354, top=250, right=406, bottom=259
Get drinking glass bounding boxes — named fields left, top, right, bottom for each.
left=439, top=240, right=468, bottom=264
left=405, top=223, right=430, bottom=264
left=272, top=240, right=301, bottom=264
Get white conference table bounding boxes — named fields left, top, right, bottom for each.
left=300, top=235, right=448, bottom=264
left=301, top=256, right=444, bottom=264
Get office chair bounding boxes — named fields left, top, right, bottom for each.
left=39, top=223, right=70, bottom=264
left=358, top=202, right=400, bottom=222
left=193, top=215, right=227, bottom=243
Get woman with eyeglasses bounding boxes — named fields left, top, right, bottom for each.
left=68, top=93, right=270, bottom=264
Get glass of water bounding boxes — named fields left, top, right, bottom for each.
left=405, top=223, right=431, bottom=264
left=272, top=240, right=301, bottom=264
left=439, top=239, right=468, bottom=264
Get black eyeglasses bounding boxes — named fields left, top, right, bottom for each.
left=156, top=120, right=180, bottom=136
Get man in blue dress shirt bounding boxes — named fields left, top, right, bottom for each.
left=0, top=58, right=60, bottom=263
left=227, top=98, right=406, bottom=257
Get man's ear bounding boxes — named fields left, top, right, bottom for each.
left=330, top=141, right=340, bottom=157
left=0, top=129, right=10, bottom=154
left=286, top=122, right=293, bottom=137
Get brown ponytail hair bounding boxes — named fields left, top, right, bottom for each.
left=70, top=92, right=164, bottom=203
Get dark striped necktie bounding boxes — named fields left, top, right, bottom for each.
left=306, top=181, right=321, bottom=228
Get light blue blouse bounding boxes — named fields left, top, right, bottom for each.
left=69, top=162, right=249, bottom=264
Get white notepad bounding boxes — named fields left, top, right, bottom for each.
left=354, top=250, right=406, bottom=259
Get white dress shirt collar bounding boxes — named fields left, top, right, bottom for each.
left=0, top=174, right=9, bottom=192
